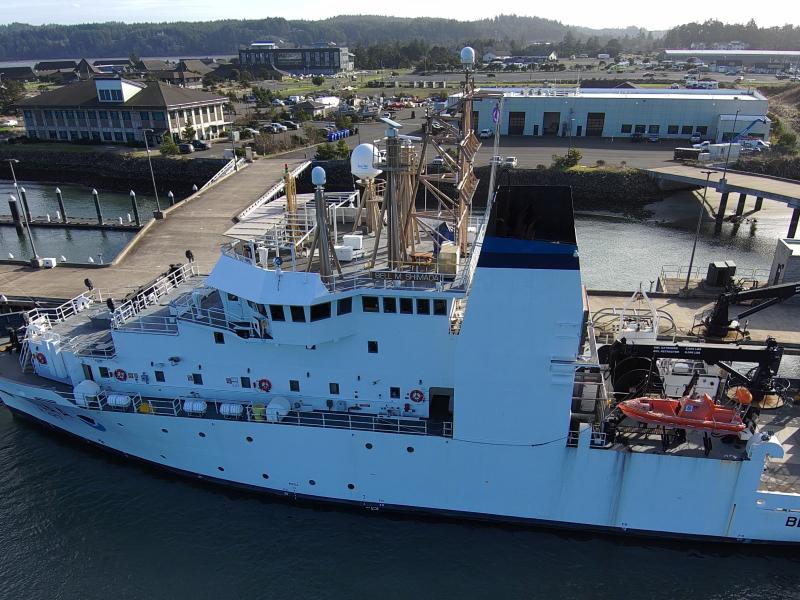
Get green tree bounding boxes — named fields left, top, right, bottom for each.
left=311, top=75, right=325, bottom=86
left=159, top=134, right=180, bottom=156
left=0, top=80, right=25, bottom=112
left=315, top=142, right=337, bottom=160
left=335, top=139, right=351, bottom=159
left=183, top=116, right=196, bottom=141
left=551, top=148, right=582, bottom=170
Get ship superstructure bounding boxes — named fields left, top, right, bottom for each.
left=2, top=49, right=800, bottom=544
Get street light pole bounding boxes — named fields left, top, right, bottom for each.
left=683, top=169, right=717, bottom=294
left=5, top=158, right=39, bottom=262
left=141, top=128, right=163, bottom=218
left=721, top=108, right=740, bottom=182
left=229, top=129, right=239, bottom=170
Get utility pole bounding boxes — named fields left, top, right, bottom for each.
left=140, top=128, right=163, bottom=218
left=683, top=169, right=717, bottom=294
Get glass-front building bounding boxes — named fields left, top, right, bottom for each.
left=239, top=43, right=354, bottom=75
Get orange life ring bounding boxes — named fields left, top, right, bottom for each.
left=258, top=378, right=272, bottom=392
left=35, top=352, right=47, bottom=365
left=114, top=368, right=127, bottom=382
left=409, top=389, right=425, bottom=403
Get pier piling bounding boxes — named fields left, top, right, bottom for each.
left=7, top=196, right=24, bottom=234
left=789, top=208, right=800, bottom=239
left=715, top=192, right=729, bottom=234
left=55, top=187, right=67, bottom=223
left=129, top=191, right=141, bottom=227
left=735, top=193, right=747, bottom=217
left=167, top=191, right=175, bottom=206
left=92, top=189, right=103, bottom=225
left=18, top=187, right=32, bottom=223
left=755, top=196, right=763, bottom=211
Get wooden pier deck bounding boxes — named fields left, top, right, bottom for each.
left=0, top=159, right=305, bottom=300
left=0, top=216, right=141, bottom=231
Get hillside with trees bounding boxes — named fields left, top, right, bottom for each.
left=663, top=20, right=800, bottom=50
left=0, top=14, right=655, bottom=61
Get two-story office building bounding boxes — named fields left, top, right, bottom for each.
left=238, top=41, right=354, bottom=75
left=17, top=76, right=230, bottom=143
left=468, top=87, right=770, bottom=142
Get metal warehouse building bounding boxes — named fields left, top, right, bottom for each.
left=663, top=49, right=800, bottom=73
left=467, top=87, right=770, bottom=142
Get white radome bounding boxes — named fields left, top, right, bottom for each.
left=311, top=166, right=327, bottom=186
left=460, top=46, right=476, bottom=67
left=350, top=143, right=382, bottom=179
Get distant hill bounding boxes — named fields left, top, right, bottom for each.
left=0, top=15, right=663, bottom=61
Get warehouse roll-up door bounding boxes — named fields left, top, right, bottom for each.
left=586, top=112, right=606, bottom=136
left=508, top=112, right=526, bottom=135
left=542, top=112, right=560, bottom=136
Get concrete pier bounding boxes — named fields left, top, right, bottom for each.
left=789, top=208, right=800, bottom=238
left=715, top=192, right=729, bottom=233
left=735, top=192, right=747, bottom=217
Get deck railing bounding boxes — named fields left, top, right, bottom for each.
left=111, top=263, right=199, bottom=329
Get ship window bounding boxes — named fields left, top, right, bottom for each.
left=416, top=299, right=430, bottom=315
left=362, top=296, right=379, bottom=313
left=399, top=298, right=413, bottom=314
left=82, top=363, right=94, bottom=381
left=433, top=299, right=447, bottom=315
left=367, top=340, right=378, bottom=354
left=269, top=305, right=285, bottom=321
left=390, top=386, right=400, bottom=399
left=310, top=302, right=331, bottom=321
left=214, top=331, right=225, bottom=344
left=155, top=370, right=165, bottom=382
left=227, top=293, right=239, bottom=302
left=256, top=303, right=267, bottom=316
left=290, top=305, right=306, bottom=322
left=634, top=124, right=646, bottom=134
left=329, top=382, right=340, bottom=395
left=337, top=297, right=352, bottom=315
left=192, top=373, right=203, bottom=385
left=289, top=379, right=300, bottom=392
left=241, top=376, right=251, bottom=388
left=383, top=297, right=397, bottom=313
left=99, top=366, right=110, bottom=378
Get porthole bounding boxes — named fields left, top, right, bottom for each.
left=161, top=428, right=168, bottom=433
left=246, top=436, right=253, bottom=442
left=406, top=446, right=414, bottom=453
left=365, top=442, right=373, bottom=449
left=218, top=466, right=225, bottom=472
left=309, top=479, right=316, bottom=486
left=198, top=432, right=206, bottom=438
left=347, top=483, right=355, bottom=490
left=262, top=473, right=270, bottom=480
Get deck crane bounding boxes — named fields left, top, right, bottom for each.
left=705, top=280, right=800, bottom=338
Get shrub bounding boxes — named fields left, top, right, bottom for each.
left=551, top=148, right=582, bottom=170
left=595, top=159, right=606, bottom=167
left=159, top=135, right=180, bottom=156
left=315, top=142, right=338, bottom=160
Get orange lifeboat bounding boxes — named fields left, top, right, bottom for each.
left=618, top=393, right=746, bottom=434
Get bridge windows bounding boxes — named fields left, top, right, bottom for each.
left=214, top=331, right=225, bottom=344
left=329, top=382, right=340, bottom=395
left=433, top=299, right=448, bottom=316
left=337, top=297, right=352, bottom=315
left=192, top=373, right=203, bottom=385
left=269, top=305, right=285, bottom=321
left=362, top=296, right=379, bottom=313
left=310, top=302, right=331, bottom=321
left=99, top=367, right=111, bottom=378
left=621, top=124, right=632, bottom=134
left=696, top=126, right=708, bottom=136
left=383, top=297, right=397, bottom=313
left=241, top=376, right=251, bottom=388
left=416, top=299, right=430, bottom=315
left=290, top=306, right=306, bottom=322
left=155, top=370, right=165, bottom=382
left=399, top=298, right=413, bottom=314
left=289, top=379, right=300, bottom=392
left=368, top=340, right=379, bottom=354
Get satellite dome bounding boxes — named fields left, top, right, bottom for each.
left=350, top=143, right=382, bottom=179
left=311, top=166, right=326, bottom=186
left=460, top=46, right=476, bottom=67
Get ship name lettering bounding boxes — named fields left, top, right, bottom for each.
left=786, top=516, right=800, bottom=527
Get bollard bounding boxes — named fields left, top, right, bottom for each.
left=55, top=187, right=67, bottom=223
left=129, top=190, right=141, bottom=227
left=167, top=191, right=175, bottom=206
left=127, top=213, right=132, bottom=223
left=192, top=184, right=198, bottom=193
left=56, top=210, right=61, bottom=221
left=7, top=196, right=24, bottom=234
left=18, top=186, right=32, bottom=223
left=119, top=217, right=123, bottom=225
left=92, top=189, right=103, bottom=225
left=46, top=214, right=51, bottom=222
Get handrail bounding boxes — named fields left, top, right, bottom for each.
left=111, top=262, right=199, bottom=329
left=237, top=160, right=311, bottom=221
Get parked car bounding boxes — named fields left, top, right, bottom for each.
left=735, top=75, right=744, bottom=83
left=630, top=132, right=644, bottom=142
left=432, top=155, right=445, bottom=166
left=178, top=143, right=194, bottom=154
left=382, top=112, right=392, bottom=118
left=670, top=82, right=681, bottom=89
left=503, top=156, right=518, bottom=168
left=647, top=134, right=660, bottom=143
left=271, top=122, right=288, bottom=132
left=478, top=128, right=493, bottom=139
left=191, top=139, right=210, bottom=151
left=690, top=134, right=702, bottom=144
left=283, top=121, right=300, bottom=130
left=271, top=99, right=285, bottom=106
left=2, top=119, right=19, bottom=127
left=490, top=155, right=503, bottom=165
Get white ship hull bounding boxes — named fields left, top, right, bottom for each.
left=3, top=379, right=799, bottom=544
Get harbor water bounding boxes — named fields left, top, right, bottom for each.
left=0, top=181, right=159, bottom=264
left=1, top=191, right=799, bottom=598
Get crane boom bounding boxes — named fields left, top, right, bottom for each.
left=731, top=118, right=767, bottom=143
left=706, top=281, right=800, bottom=338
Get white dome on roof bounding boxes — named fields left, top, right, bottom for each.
left=350, top=143, right=382, bottom=180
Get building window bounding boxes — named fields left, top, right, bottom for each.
left=99, top=366, right=110, bottom=378
left=289, top=379, right=300, bottom=392
left=114, top=132, right=124, bottom=141
left=390, top=387, right=400, bottom=399
left=337, top=297, right=352, bottom=315
left=681, top=125, right=693, bottom=135
left=329, top=382, right=340, bottom=395
left=620, top=124, right=632, bottom=134
left=87, top=110, right=96, bottom=120
left=362, top=296, right=379, bottom=313
left=416, top=299, right=431, bottom=315
left=98, top=111, right=108, bottom=119
left=122, top=112, right=131, bottom=122
left=634, top=124, right=646, bottom=134
left=269, top=305, right=285, bottom=321
left=140, top=111, right=150, bottom=121
left=383, top=297, right=397, bottom=313
left=153, top=112, right=165, bottom=121
left=192, top=373, right=203, bottom=385
left=111, top=89, right=122, bottom=101
left=155, top=370, right=165, bottom=382
left=227, top=293, right=238, bottom=301
left=241, top=376, right=251, bottom=388
left=48, top=130, right=57, bottom=140
left=368, top=340, right=378, bottom=354
left=102, top=132, right=112, bottom=141
left=696, top=126, right=708, bottom=135
left=399, top=297, right=413, bottom=314
left=214, top=331, right=225, bottom=344
left=648, top=125, right=660, bottom=134
left=59, top=131, right=69, bottom=140
left=668, top=125, right=679, bottom=135
left=433, top=299, right=447, bottom=315
left=310, top=302, right=331, bottom=321
left=290, top=305, right=306, bottom=322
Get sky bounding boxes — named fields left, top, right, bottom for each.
left=1, top=0, right=799, bottom=31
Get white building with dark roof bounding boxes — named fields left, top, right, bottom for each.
left=16, top=76, right=230, bottom=143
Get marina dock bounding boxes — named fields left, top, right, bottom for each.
left=0, top=159, right=306, bottom=300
